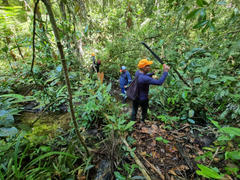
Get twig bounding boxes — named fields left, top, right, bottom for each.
left=142, top=156, right=165, bottom=180
left=15, top=39, right=24, bottom=60
left=121, top=137, right=151, bottom=180
left=208, top=147, right=220, bottom=166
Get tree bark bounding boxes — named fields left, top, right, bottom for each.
left=36, top=2, right=57, bottom=59
left=31, top=0, right=40, bottom=73
left=41, top=0, right=89, bottom=156
left=58, top=0, right=71, bottom=50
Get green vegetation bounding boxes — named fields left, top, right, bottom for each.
left=0, top=0, right=239, bottom=179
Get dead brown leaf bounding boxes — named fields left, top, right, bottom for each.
left=197, top=150, right=204, bottom=155
left=151, top=140, right=156, bottom=147
left=189, top=154, right=196, bottom=159
left=152, top=151, right=160, bottom=158
left=166, top=145, right=178, bottom=153
left=151, top=124, right=158, bottom=133
left=140, top=151, right=147, bottom=156
left=178, top=165, right=189, bottom=171
left=168, top=169, right=177, bottom=176
left=167, top=136, right=174, bottom=141
left=141, top=127, right=150, bottom=134
left=222, top=174, right=233, bottom=180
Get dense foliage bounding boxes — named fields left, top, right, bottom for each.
left=0, top=0, right=239, bottom=179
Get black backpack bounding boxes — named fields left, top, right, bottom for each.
left=126, top=75, right=139, bottom=101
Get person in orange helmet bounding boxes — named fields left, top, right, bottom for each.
left=131, top=59, right=170, bottom=122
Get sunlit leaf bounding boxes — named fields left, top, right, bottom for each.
left=189, top=109, right=195, bottom=118
left=225, top=151, right=240, bottom=160
left=219, top=127, right=240, bottom=136
left=196, top=164, right=224, bottom=179
left=0, top=127, right=18, bottom=137
left=194, top=77, right=202, bottom=84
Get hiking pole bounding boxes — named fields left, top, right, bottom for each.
left=141, top=42, right=191, bottom=87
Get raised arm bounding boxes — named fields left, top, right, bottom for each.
left=145, top=72, right=168, bottom=85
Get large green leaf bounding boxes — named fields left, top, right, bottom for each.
left=225, top=151, right=240, bottom=160
left=196, top=164, right=224, bottom=179
left=194, top=77, right=202, bottom=84
left=219, top=127, right=240, bottom=136
left=0, top=127, right=18, bottom=137
left=0, top=110, right=14, bottom=126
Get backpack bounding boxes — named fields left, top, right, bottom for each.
left=126, top=75, right=139, bottom=101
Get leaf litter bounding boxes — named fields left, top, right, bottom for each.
left=129, top=121, right=211, bottom=179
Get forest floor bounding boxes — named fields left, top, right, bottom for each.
left=111, top=83, right=215, bottom=179
left=16, top=81, right=215, bottom=180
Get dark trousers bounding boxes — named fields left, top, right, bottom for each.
left=131, top=99, right=149, bottom=121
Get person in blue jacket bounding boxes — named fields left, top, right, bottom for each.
left=131, top=59, right=170, bottom=122
left=119, top=66, right=132, bottom=102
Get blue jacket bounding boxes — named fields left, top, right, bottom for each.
left=135, top=70, right=168, bottom=101
left=119, top=71, right=132, bottom=88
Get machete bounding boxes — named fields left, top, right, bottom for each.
left=141, top=42, right=164, bottom=64
left=141, top=42, right=191, bottom=87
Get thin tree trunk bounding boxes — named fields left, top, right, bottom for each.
left=36, top=2, right=57, bottom=59
left=31, top=0, right=40, bottom=73
left=15, top=39, right=24, bottom=60
left=41, top=0, right=89, bottom=156
left=66, top=3, right=84, bottom=62
left=59, top=0, right=71, bottom=50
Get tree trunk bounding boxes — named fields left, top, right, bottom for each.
left=76, top=0, right=87, bottom=19
left=41, top=0, right=89, bottom=156
left=36, top=2, right=57, bottom=59
left=58, top=0, right=71, bottom=50
left=66, top=3, right=84, bottom=62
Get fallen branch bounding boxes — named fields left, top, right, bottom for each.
left=208, top=147, right=220, bottom=166
left=142, top=155, right=165, bottom=180
left=121, top=137, right=151, bottom=180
